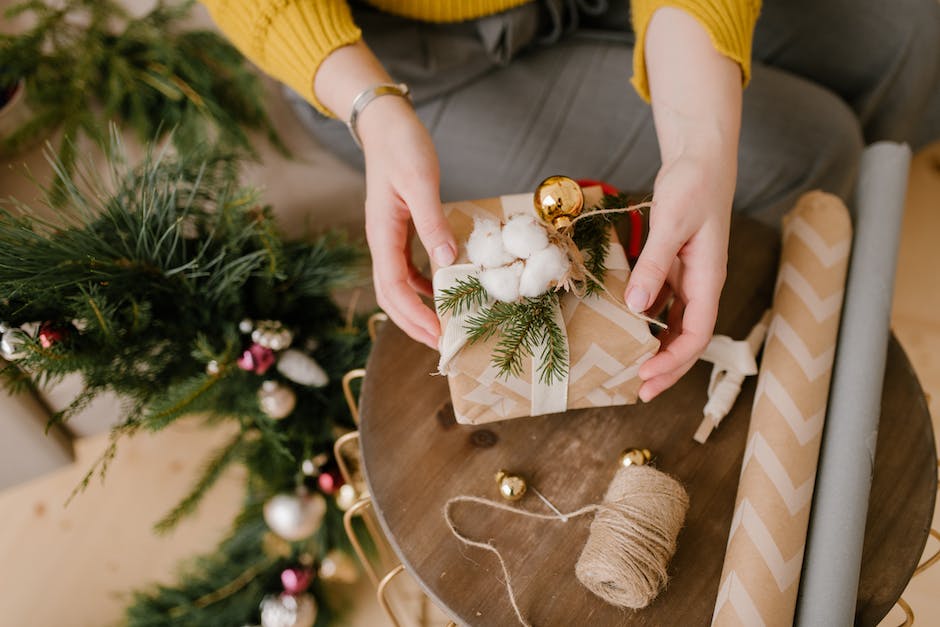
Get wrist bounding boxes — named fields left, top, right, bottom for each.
left=357, top=95, right=419, bottom=149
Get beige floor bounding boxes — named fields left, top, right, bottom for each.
left=1, top=71, right=939, bottom=627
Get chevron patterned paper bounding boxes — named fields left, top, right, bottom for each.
left=712, top=192, right=852, bottom=627
left=432, top=188, right=660, bottom=425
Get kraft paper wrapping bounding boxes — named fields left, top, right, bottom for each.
left=432, top=187, right=660, bottom=425
left=795, top=142, right=912, bottom=626
left=711, top=191, right=852, bottom=626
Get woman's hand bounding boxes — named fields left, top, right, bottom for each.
left=315, top=41, right=456, bottom=350
left=625, top=7, right=742, bottom=401
left=358, top=97, right=456, bottom=349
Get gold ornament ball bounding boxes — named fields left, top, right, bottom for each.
left=318, top=549, right=359, bottom=584
left=534, top=175, right=584, bottom=228
left=620, top=448, right=652, bottom=468
left=495, top=470, right=527, bottom=501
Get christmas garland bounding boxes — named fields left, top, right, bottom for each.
left=0, top=0, right=284, bottom=184
left=0, top=136, right=370, bottom=626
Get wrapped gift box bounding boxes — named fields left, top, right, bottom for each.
left=432, top=186, right=660, bottom=425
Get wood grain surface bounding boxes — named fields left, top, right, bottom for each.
left=358, top=216, right=937, bottom=627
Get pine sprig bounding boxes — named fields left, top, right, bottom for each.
left=436, top=275, right=487, bottom=316
left=465, top=292, right=568, bottom=384
left=0, top=0, right=285, bottom=179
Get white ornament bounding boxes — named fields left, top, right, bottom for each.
left=260, top=593, right=317, bottom=627
left=466, top=218, right=514, bottom=268
left=501, top=214, right=550, bottom=259
left=239, top=318, right=254, bottom=334
left=518, top=244, right=571, bottom=298
left=0, top=329, right=28, bottom=360
left=478, top=261, right=524, bottom=303
left=258, top=380, right=297, bottom=419
left=253, top=321, right=293, bottom=351
left=335, top=484, right=358, bottom=511
left=263, top=492, right=327, bottom=541
left=276, top=349, right=328, bottom=387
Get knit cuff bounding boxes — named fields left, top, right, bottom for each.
left=202, top=0, right=362, bottom=117
left=630, top=0, right=761, bottom=102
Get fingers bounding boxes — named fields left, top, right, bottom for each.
left=366, top=193, right=440, bottom=349
left=406, top=175, right=457, bottom=269
left=625, top=223, right=683, bottom=314
left=638, top=247, right=725, bottom=401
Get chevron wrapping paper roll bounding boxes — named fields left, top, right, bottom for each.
left=431, top=187, right=659, bottom=425
left=711, top=191, right=852, bottom=627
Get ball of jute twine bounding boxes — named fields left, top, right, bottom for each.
left=444, top=465, right=689, bottom=626
left=575, top=465, right=690, bottom=609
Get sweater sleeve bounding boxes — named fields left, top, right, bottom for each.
left=630, top=0, right=761, bottom=102
left=200, top=0, right=362, bottom=117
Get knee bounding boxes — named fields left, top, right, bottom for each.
left=736, top=70, right=864, bottom=225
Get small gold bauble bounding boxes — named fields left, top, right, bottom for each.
left=495, top=470, right=527, bottom=501
left=534, top=175, right=584, bottom=228
left=620, top=448, right=652, bottom=468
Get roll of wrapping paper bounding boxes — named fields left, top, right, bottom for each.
left=711, top=191, right=852, bottom=627
left=795, top=142, right=912, bottom=626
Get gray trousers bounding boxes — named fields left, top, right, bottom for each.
left=289, top=0, right=940, bottom=225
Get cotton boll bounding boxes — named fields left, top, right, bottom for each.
left=501, top=214, right=550, bottom=259
left=479, top=261, right=525, bottom=303
left=466, top=218, right=515, bottom=268
left=519, top=244, right=571, bottom=298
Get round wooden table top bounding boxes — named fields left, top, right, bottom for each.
left=358, top=216, right=937, bottom=627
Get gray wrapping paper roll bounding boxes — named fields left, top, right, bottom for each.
left=794, top=142, right=912, bottom=625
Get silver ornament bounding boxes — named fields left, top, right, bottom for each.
left=258, top=381, right=297, bottom=420
left=263, top=492, right=326, bottom=541
left=276, top=349, right=328, bottom=387
left=260, top=593, right=317, bottom=627
left=318, top=550, right=358, bottom=584
left=252, top=320, right=293, bottom=351
left=1, top=329, right=28, bottom=360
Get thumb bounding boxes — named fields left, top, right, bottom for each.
left=407, top=182, right=457, bottom=268
left=625, top=225, right=682, bottom=313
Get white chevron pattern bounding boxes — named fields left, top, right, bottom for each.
left=713, top=572, right=768, bottom=627
left=742, top=433, right=815, bottom=515
left=713, top=192, right=851, bottom=627
left=784, top=215, right=851, bottom=267
left=775, top=263, right=845, bottom=322
left=728, top=500, right=805, bottom=591
left=766, top=317, right=836, bottom=382
left=756, top=372, right=825, bottom=445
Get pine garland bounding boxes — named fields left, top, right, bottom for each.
left=0, top=0, right=284, bottom=184
left=0, top=136, right=370, bottom=625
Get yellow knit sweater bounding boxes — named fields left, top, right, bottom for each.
left=201, top=0, right=760, bottom=116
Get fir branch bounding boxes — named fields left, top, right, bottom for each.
left=436, top=276, right=487, bottom=316
left=464, top=292, right=568, bottom=384
left=0, top=0, right=285, bottom=178
left=154, top=432, right=245, bottom=534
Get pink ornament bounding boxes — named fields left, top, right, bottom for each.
left=317, top=470, right=344, bottom=496
left=39, top=323, right=67, bottom=349
left=280, top=566, right=314, bottom=594
left=236, top=343, right=276, bottom=374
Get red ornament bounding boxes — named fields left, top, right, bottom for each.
left=236, top=343, right=276, bottom=374
left=317, top=469, right=345, bottom=495
left=280, top=566, right=313, bottom=594
left=38, top=323, right=67, bottom=348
